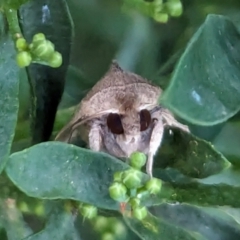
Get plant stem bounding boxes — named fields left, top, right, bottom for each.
left=4, top=8, right=22, bottom=39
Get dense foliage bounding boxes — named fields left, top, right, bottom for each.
left=1, top=0, right=240, bottom=239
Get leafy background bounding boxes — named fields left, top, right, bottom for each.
left=1, top=0, right=240, bottom=239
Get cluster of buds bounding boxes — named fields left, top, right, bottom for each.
left=152, top=0, right=183, bottom=23
left=109, top=152, right=162, bottom=220
left=16, top=33, right=62, bottom=68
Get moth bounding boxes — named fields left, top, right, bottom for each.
left=55, top=61, right=189, bottom=176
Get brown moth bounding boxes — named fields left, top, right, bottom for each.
left=55, top=61, right=189, bottom=176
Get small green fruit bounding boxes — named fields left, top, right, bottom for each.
left=122, top=169, right=142, bottom=189
left=93, top=216, right=109, bottom=232
left=101, top=232, right=115, bottom=240
left=31, top=40, right=55, bottom=60
left=154, top=12, right=169, bottom=23
left=130, top=152, right=147, bottom=169
left=16, top=51, right=32, bottom=68
left=32, top=33, right=46, bottom=43
left=133, top=206, right=148, bottom=220
left=80, top=204, right=98, bottom=219
left=145, top=178, right=162, bottom=194
left=109, top=182, right=128, bottom=202
left=166, top=0, right=183, bottom=17
left=113, top=171, right=123, bottom=182
left=48, top=51, right=63, bottom=68
left=16, top=38, right=28, bottom=51
left=129, top=197, right=141, bottom=209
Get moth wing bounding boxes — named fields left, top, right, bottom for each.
left=55, top=109, right=118, bottom=143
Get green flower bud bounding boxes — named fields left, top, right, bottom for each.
left=166, top=0, right=183, bottom=17
left=101, top=232, right=115, bottom=240
left=154, top=13, right=169, bottom=23
left=16, top=38, right=28, bottom=51
left=113, top=171, right=123, bottom=182
left=16, top=51, right=32, bottom=68
left=18, top=201, right=30, bottom=213
left=34, top=204, right=45, bottom=216
left=80, top=204, right=98, bottom=219
left=109, top=182, right=128, bottom=202
left=110, top=220, right=126, bottom=236
left=93, top=216, right=109, bottom=232
left=32, top=33, right=46, bottom=43
left=130, top=152, right=147, bottom=169
left=48, top=51, right=63, bottom=68
left=122, top=169, right=142, bottom=189
left=145, top=178, right=162, bottom=194
left=129, top=197, right=141, bottom=209
left=133, top=206, right=148, bottom=220
left=31, top=40, right=55, bottom=60
left=136, top=187, right=149, bottom=199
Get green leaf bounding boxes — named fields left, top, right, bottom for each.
left=5, top=142, right=139, bottom=210
left=24, top=201, right=80, bottom=240
left=124, top=212, right=207, bottom=240
left=19, top=0, right=73, bottom=143
left=0, top=198, right=32, bottom=240
left=161, top=14, right=240, bottom=125
left=67, top=0, right=131, bottom=83
left=144, top=167, right=240, bottom=208
left=213, top=121, right=240, bottom=166
left=0, top=30, right=19, bottom=173
left=150, top=204, right=240, bottom=240
left=155, top=128, right=230, bottom=178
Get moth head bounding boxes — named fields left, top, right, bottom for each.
left=106, top=109, right=152, bottom=143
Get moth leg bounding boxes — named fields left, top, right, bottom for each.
left=146, top=110, right=164, bottom=177
left=102, top=127, right=126, bottom=157
left=162, top=108, right=190, bottom=132
left=88, top=123, right=103, bottom=151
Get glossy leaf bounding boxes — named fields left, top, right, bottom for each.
left=19, top=0, right=73, bottom=143
left=0, top=31, right=19, bottom=173
left=5, top=142, right=142, bottom=210
left=24, top=201, right=80, bottom=240
left=161, top=14, right=240, bottom=125
left=144, top=167, right=240, bottom=208
left=150, top=204, right=240, bottom=240
left=0, top=198, right=32, bottom=240
left=154, top=128, right=231, bottom=178
left=124, top=212, right=207, bottom=240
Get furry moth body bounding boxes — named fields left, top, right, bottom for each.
left=55, top=61, right=189, bottom=176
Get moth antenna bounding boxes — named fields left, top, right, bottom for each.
left=110, top=60, right=123, bottom=72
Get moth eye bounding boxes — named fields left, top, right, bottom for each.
left=140, top=109, right=151, bottom=131
left=107, top=113, right=124, bottom=134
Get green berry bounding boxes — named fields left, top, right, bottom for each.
left=93, top=216, right=109, bottom=232
left=145, top=178, right=162, bottom=194
left=16, top=38, right=28, bottom=51
left=110, top=220, right=126, bottom=236
left=80, top=204, right=98, bottom=219
left=133, top=206, right=148, bottom=220
left=48, top=51, right=63, bottom=68
left=130, top=152, right=147, bottom=169
left=113, top=171, right=123, bottom=182
left=154, top=13, right=169, bottom=23
left=101, top=232, right=115, bottom=240
left=166, top=0, right=183, bottom=17
left=16, top=51, right=32, bottom=68
left=31, top=40, right=55, bottom=60
left=122, top=169, right=142, bottom=189
left=129, top=197, right=141, bottom=209
left=32, top=33, right=46, bottom=42
left=109, top=182, right=128, bottom=202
